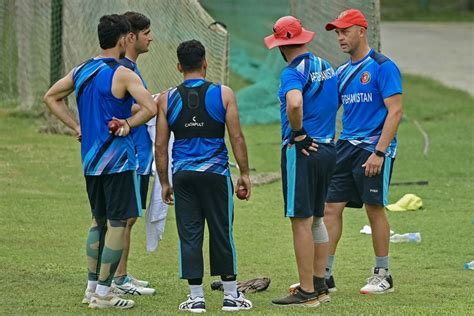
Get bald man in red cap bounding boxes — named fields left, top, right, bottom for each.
left=324, top=9, right=403, bottom=295
left=264, top=16, right=339, bottom=307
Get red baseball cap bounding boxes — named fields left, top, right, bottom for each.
left=264, top=16, right=315, bottom=49
left=325, top=9, right=368, bottom=31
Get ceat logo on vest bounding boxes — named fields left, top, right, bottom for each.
left=185, top=116, right=204, bottom=128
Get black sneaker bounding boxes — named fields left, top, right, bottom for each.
left=288, top=275, right=337, bottom=295
left=272, top=286, right=320, bottom=307
left=326, top=275, right=337, bottom=292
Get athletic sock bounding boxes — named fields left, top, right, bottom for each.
left=375, top=256, right=389, bottom=270
left=87, top=280, right=98, bottom=291
left=222, top=280, right=238, bottom=298
left=313, top=276, right=328, bottom=292
left=325, top=255, right=335, bottom=279
left=95, top=284, right=110, bottom=297
left=189, top=284, right=204, bottom=299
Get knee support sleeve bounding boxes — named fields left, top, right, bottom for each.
left=312, top=217, right=329, bottom=244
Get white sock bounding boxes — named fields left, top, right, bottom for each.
left=87, top=280, right=98, bottom=291
left=222, top=280, right=238, bottom=298
left=95, top=284, right=110, bottom=297
left=189, top=284, right=204, bottom=299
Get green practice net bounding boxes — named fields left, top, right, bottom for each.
left=1, top=0, right=380, bottom=129
left=202, top=0, right=380, bottom=125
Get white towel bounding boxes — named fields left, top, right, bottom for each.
left=145, top=121, right=173, bottom=252
left=145, top=176, right=169, bottom=252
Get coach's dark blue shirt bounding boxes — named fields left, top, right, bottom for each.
left=337, top=49, right=402, bottom=158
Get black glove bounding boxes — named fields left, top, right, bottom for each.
left=290, top=128, right=314, bottom=152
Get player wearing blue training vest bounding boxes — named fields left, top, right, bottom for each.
left=155, top=40, right=252, bottom=313
left=113, top=11, right=156, bottom=297
left=264, top=16, right=338, bottom=307
left=43, top=14, right=156, bottom=309
left=324, top=9, right=403, bottom=295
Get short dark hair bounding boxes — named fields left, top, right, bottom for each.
left=123, top=11, right=150, bottom=35
left=97, top=14, right=130, bottom=49
left=177, top=40, right=206, bottom=72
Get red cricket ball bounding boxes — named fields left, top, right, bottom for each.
left=108, top=119, right=122, bottom=133
left=236, top=186, right=247, bottom=200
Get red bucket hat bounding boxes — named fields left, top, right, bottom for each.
left=325, top=9, right=368, bottom=31
left=264, top=16, right=315, bottom=49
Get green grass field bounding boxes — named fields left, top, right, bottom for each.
left=1, top=74, right=473, bottom=314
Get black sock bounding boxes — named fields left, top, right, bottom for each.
left=313, top=276, right=328, bottom=292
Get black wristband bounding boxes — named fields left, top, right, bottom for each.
left=290, top=127, right=307, bottom=144
left=125, top=119, right=132, bottom=129
left=374, top=150, right=385, bottom=157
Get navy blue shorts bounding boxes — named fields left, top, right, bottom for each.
left=326, top=140, right=395, bottom=208
left=281, top=142, right=336, bottom=218
left=85, top=170, right=141, bottom=220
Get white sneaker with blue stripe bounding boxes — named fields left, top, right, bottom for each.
left=179, top=295, right=206, bottom=313
left=222, top=291, right=252, bottom=311
left=113, top=276, right=156, bottom=296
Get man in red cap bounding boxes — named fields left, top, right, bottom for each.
left=324, top=9, right=403, bottom=294
left=264, top=16, right=339, bottom=307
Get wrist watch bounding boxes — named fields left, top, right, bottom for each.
left=374, top=150, right=385, bottom=157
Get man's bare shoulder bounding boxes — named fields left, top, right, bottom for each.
left=220, top=84, right=234, bottom=94
left=157, top=90, right=170, bottom=108
left=114, top=65, right=139, bottom=81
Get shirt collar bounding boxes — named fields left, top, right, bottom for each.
left=289, top=52, right=312, bottom=67
left=350, top=48, right=374, bottom=66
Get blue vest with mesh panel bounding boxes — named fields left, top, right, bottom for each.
left=167, top=79, right=229, bottom=176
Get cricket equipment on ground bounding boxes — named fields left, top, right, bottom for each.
left=211, top=277, right=271, bottom=293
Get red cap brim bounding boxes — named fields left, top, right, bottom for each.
left=325, top=20, right=356, bottom=31
left=264, top=29, right=315, bottom=49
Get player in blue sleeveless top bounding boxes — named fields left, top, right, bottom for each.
left=113, top=11, right=155, bottom=297
left=324, top=9, right=403, bottom=295
left=155, top=40, right=252, bottom=313
left=43, top=14, right=156, bottom=309
left=264, top=16, right=338, bottom=307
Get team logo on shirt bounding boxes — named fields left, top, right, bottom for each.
left=360, top=71, right=371, bottom=84
left=185, top=116, right=204, bottom=128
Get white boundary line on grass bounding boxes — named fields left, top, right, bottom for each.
left=413, top=119, right=430, bottom=157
